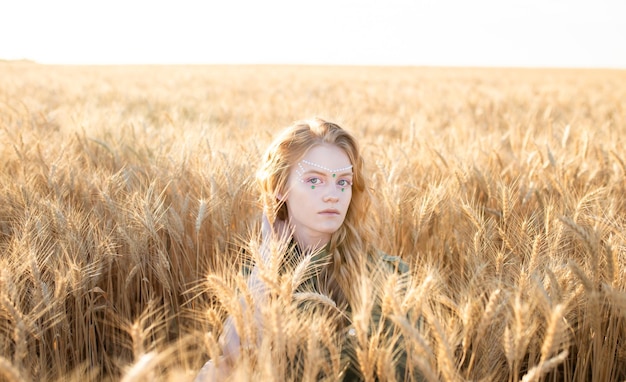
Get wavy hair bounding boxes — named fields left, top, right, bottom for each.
left=256, top=118, right=375, bottom=305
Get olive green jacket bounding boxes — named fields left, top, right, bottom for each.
left=245, top=242, right=422, bottom=381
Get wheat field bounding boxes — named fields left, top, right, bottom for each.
left=0, top=62, right=625, bottom=381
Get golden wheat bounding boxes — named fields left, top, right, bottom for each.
left=0, top=62, right=625, bottom=381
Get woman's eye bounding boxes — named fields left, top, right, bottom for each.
left=308, top=177, right=321, bottom=184
left=338, top=179, right=352, bottom=187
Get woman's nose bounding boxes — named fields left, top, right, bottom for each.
left=323, top=192, right=339, bottom=203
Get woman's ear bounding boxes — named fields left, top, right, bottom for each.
left=276, top=186, right=288, bottom=202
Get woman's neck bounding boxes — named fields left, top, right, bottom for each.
left=293, top=231, right=329, bottom=253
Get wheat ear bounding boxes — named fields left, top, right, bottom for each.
left=539, top=304, right=567, bottom=364
left=521, top=349, right=569, bottom=382
left=0, top=356, right=26, bottom=382
left=120, top=352, right=158, bottom=382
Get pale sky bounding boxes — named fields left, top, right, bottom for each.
left=2, top=0, right=625, bottom=68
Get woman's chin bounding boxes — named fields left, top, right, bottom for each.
left=315, top=222, right=344, bottom=235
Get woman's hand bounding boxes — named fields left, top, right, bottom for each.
left=197, top=212, right=287, bottom=381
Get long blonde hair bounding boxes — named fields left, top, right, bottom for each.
left=256, top=118, right=374, bottom=305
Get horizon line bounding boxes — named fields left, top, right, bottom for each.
left=2, top=58, right=625, bottom=71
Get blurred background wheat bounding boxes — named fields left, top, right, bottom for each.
left=1, top=62, right=625, bottom=381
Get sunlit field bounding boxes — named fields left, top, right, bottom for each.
left=1, top=62, right=625, bottom=381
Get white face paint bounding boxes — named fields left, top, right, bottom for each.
left=284, top=144, right=353, bottom=250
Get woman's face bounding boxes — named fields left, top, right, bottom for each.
left=283, top=144, right=353, bottom=249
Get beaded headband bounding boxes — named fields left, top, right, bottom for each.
left=295, top=160, right=353, bottom=178
left=295, top=160, right=353, bottom=191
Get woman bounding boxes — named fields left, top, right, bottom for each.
left=196, top=118, right=412, bottom=381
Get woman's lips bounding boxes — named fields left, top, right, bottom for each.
left=319, top=209, right=340, bottom=215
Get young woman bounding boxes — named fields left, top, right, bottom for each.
left=196, top=118, right=411, bottom=381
